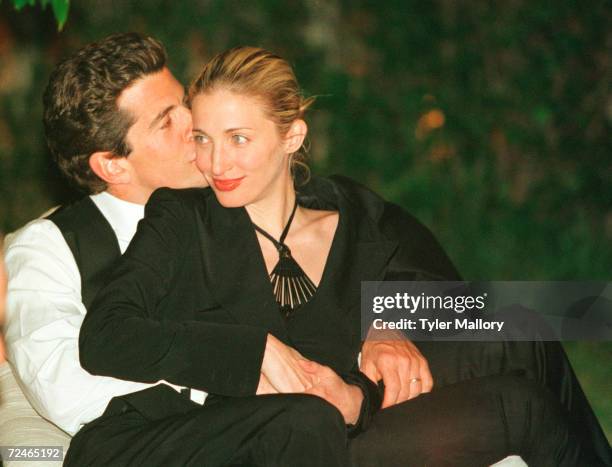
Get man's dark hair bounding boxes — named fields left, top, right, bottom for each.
left=43, top=32, right=167, bottom=193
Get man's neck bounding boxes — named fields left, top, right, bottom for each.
left=106, top=185, right=149, bottom=205
left=90, top=191, right=146, bottom=253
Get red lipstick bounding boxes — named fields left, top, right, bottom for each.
left=213, top=177, right=245, bottom=192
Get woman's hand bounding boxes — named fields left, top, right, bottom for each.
left=256, top=373, right=278, bottom=395
left=259, top=333, right=315, bottom=393
left=300, top=360, right=363, bottom=425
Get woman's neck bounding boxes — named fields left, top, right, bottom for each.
left=245, top=178, right=297, bottom=239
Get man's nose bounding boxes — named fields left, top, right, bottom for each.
left=177, top=106, right=193, bottom=139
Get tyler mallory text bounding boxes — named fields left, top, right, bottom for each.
left=373, top=318, right=505, bottom=333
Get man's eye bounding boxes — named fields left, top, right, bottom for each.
left=160, top=117, right=171, bottom=129
left=194, top=134, right=210, bottom=144
left=232, top=134, right=248, bottom=145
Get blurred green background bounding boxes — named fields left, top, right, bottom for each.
left=1, top=0, right=610, bottom=439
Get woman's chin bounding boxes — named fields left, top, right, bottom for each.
left=213, top=191, right=248, bottom=208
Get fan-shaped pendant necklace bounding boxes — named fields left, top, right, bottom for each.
left=252, top=200, right=317, bottom=318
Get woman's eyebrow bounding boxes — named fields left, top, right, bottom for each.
left=191, top=127, right=253, bottom=134
left=224, top=127, right=253, bottom=132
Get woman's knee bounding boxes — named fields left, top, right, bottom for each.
left=488, top=375, right=578, bottom=458
left=492, top=374, right=550, bottom=405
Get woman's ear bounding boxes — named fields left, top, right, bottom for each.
left=89, top=152, right=131, bottom=186
left=284, top=119, right=308, bottom=154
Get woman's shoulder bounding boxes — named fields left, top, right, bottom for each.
left=323, top=175, right=422, bottom=229
left=304, top=175, right=385, bottom=219
left=299, top=207, right=339, bottom=238
left=323, top=175, right=460, bottom=277
left=304, top=175, right=443, bottom=243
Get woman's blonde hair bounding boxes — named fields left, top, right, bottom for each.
left=188, top=46, right=314, bottom=181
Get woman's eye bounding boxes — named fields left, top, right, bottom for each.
left=232, top=134, right=248, bottom=145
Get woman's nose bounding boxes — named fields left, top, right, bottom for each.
left=211, top=145, right=232, bottom=176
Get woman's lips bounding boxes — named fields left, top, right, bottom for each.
left=212, top=177, right=245, bottom=191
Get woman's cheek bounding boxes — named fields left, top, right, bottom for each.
left=238, top=143, right=281, bottom=172
left=195, top=149, right=210, bottom=173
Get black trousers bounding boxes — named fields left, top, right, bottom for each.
left=416, top=340, right=611, bottom=465
left=64, top=393, right=349, bottom=467
left=350, top=373, right=594, bottom=467
left=65, top=373, right=595, bottom=467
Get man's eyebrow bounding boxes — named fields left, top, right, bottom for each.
left=148, top=105, right=175, bottom=130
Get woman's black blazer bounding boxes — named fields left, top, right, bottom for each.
left=79, top=175, right=459, bottom=420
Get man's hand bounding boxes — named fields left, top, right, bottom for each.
left=300, top=360, right=363, bottom=425
left=360, top=329, right=433, bottom=408
left=259, top=334, right=315, bottom=393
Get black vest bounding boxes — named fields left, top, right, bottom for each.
left=47, top=197, right=122, bottom=309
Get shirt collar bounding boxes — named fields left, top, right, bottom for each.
left=89, top=191, right=145, bottom=246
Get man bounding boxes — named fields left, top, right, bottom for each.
left=4, top=32, right=208, bottom=437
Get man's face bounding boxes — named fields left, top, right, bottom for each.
left=117, top=67, right=207, bottom=202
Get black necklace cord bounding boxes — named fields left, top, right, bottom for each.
left=252, top=199, right=298, bottom=258
left=252, top=199, right=316, bottom=316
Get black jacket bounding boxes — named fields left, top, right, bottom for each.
left=80, top=175, right=459, bottom=423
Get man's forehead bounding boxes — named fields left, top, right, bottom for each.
left=117, top=67, right=184, bottom=123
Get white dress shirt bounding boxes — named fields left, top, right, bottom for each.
left=4, top=192, right=162, bottom=435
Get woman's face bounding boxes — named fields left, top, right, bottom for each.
left=191, top=88, right=298, bottom=208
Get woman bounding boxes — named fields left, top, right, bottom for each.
left=75, top=47, right=594, bottom=466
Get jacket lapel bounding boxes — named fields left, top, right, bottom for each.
left=195, top=193, right=289, bottom=341
left=333, top=202, right=398, bottom=313
left=192, top=176, right=398, bottom=342
left=298, top=176, right=398, bottom=311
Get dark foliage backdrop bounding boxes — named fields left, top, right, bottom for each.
left=1, top=0, right=610, bottom=438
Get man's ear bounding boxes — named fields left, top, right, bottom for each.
left=89, top=151, right=131, bottom=186
left=284, top=119, right=308, bottom=154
